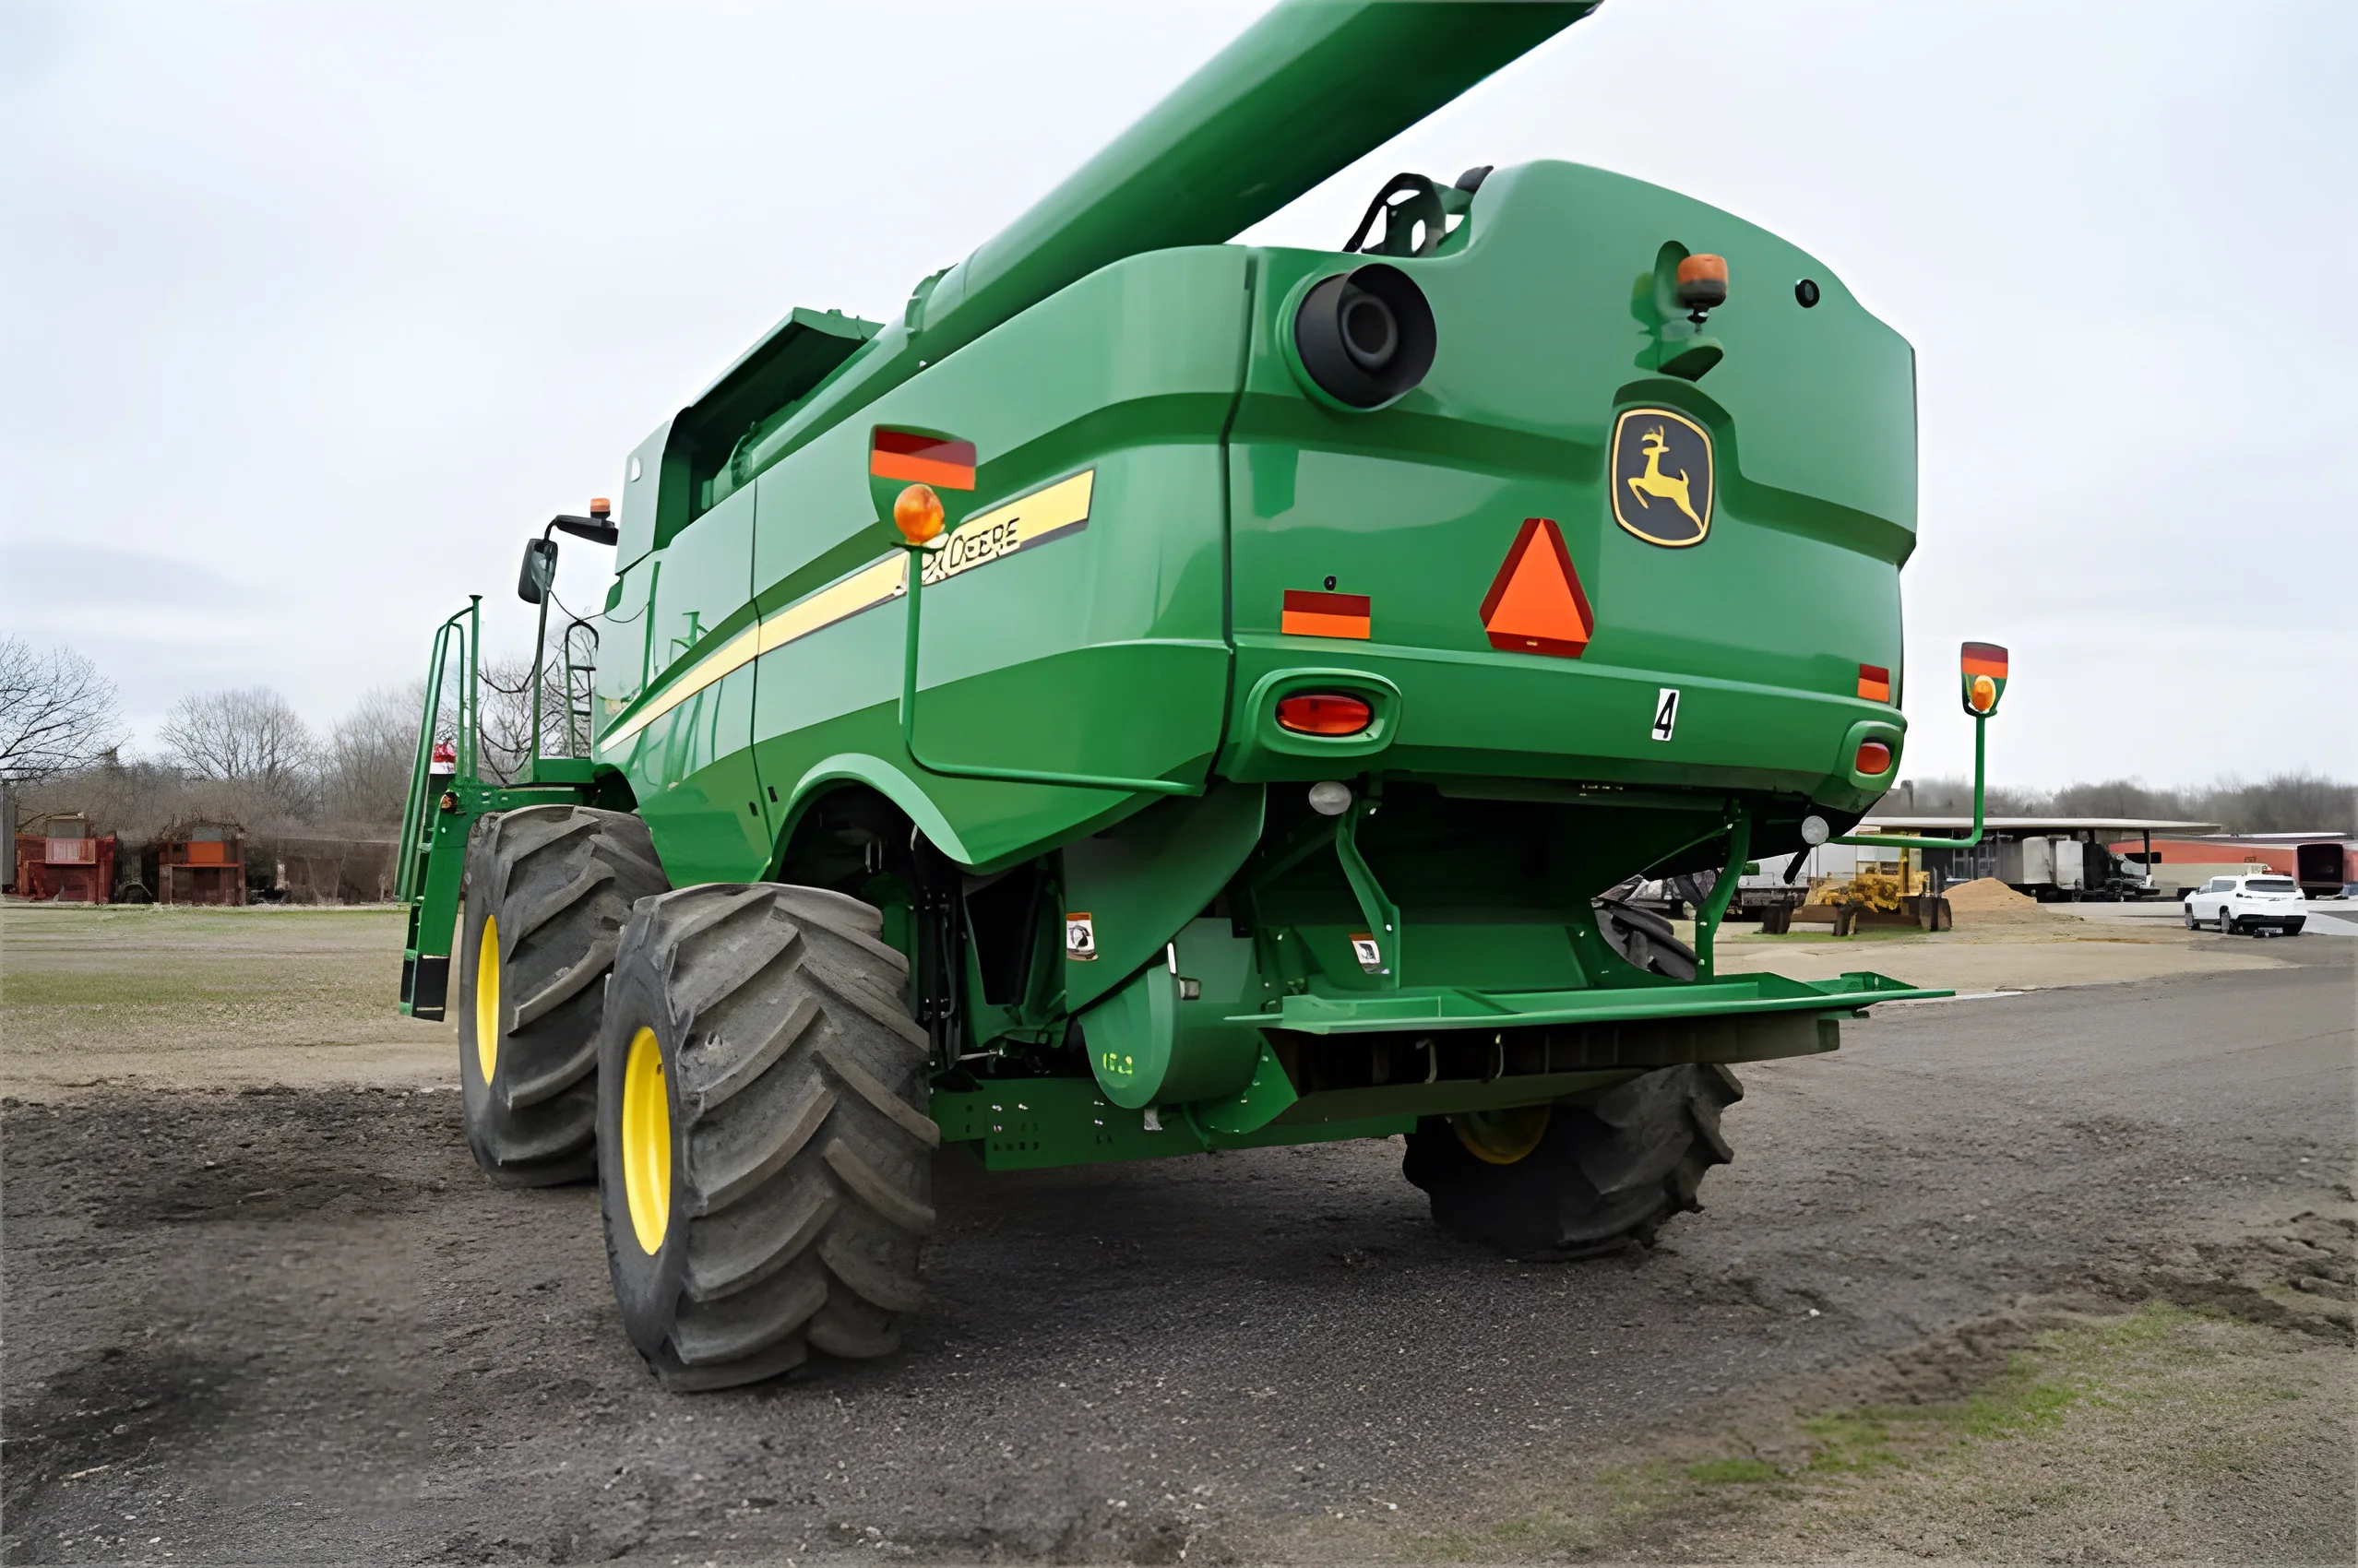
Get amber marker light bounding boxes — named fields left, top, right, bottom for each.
left=589, top=496, right=613, bottom=519
left=1969, top=674, right=1996, bottom=713
left=893, top=483, right=946, bottom=545
left=1854, top=739, right=1892, bottom=776
left=1276, top=692, right=1373, bottom=736
left=1676, top=253, right=1729, bottom=319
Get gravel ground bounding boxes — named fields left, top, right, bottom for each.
left=1, top=933, right=2349, bottom=1563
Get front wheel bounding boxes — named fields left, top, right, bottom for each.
left=1402, top=1064, right=1742, bottom=1259
left=596, top=883, right=938, bottom=1390
left=457, top=806, right=668, bottom=1185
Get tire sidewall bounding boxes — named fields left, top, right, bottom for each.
left=598, top=931, right=691, bottom=1360
left=455, top=815, right=507, bottom=1170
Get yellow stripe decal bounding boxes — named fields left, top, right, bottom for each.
left=920, top=469, right=1093, bottom=587
left=598, top=624, right=762, bottom=752
left=756, top=554, right=908, bottom=657
left=597, top=469, right=1094, bottom=756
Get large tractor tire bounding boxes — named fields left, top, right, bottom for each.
left=457, top=805, right=668, bottom=1186
left=596, top=883, right=938, bottom=1390
left=1402, top=1064, right=1742, bottom=1258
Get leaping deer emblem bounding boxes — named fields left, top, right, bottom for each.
left=1626, top=426, right=1703, bottom=529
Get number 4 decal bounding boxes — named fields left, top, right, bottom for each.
left=1651, top=687, right=1680, bottom=742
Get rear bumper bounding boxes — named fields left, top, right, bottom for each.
left=1231, top=968, right=1944, bottom=1035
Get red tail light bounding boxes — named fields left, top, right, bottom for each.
left=1855, top=740, right=1892, bottom=776
left=1276, top=693, right=1373, bottom=736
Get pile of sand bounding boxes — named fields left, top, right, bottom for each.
left=1944, top=876, right=2039, bottom=911
left=1942, top=876, right=2081, bottom=932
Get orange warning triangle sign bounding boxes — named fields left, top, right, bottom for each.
left=1480, top=517, right=1594, bottom=658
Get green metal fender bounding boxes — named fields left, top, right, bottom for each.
left=774, top=753, right=981, bottom=871
left=1061, top=782, right=1266, bottom=1010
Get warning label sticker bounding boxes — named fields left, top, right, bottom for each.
left=1065, top=911, right=1097, bottom=961
left=1349, top=932, right=1383, bottom=972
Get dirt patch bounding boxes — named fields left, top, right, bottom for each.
left=1279, top=1211, right=2357, bottom=1563
left=0, top=905, right=452, bottom=1099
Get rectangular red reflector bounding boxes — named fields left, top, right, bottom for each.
left=1856, top=663, right=1891, bottom=702
left=1280, top=589, right=1371, bottom=640
left=870, top=429, right=977, bottom=490
left=1959, top=642, right=2008, bottom=678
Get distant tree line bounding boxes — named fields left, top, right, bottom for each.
left=6, top=632, right=2352, bottom=842
left=3, top=634, right=571, bottom=840
left=1883, top=772, right=2355, bottom=836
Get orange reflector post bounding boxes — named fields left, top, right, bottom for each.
left=893, top=483, right=946, bottom=545
left=1275, top=693, right=1372, bottom=737
left=1855, top=740, right=1892, bottom=776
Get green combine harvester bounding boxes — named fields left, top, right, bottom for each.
left=396, top=0, right=2007, bottom=1389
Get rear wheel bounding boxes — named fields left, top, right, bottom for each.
left=2220, top=909, right=2238, bottom=934
left=457, top=805, right=667, bottom=1185
left=597, top=882, right=938, bottom=1390
left=1403, top=1064, right=1742, bottom=1258
left=1593, top=896, right=1698, bottom=980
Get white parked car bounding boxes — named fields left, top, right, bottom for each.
left=2184, top=874, right=2306, bottom=935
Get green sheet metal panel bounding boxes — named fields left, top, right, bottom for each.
left=739, top=247, right=1250, bottom=873
left=1222, top=160, right=1911, bottom=806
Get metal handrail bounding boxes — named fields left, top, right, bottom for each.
left=396, top=597, right=480, bottom=902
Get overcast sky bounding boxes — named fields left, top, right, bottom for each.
left=5, top=0, right=2352, bottom=789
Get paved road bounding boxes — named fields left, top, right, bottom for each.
left=2073, top=897, right=2358, bottom=936
left=4, top=943, right=2349, bottom=1563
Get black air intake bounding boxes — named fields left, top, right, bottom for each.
left=1292, top=263, right=1435, bottom=410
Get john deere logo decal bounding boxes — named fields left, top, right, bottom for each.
left=1610, top=408, right=1713, bottom=547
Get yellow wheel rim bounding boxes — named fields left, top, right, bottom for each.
left=474, top=913, right=500, bottom=1085
left=620, top=1027, right=672, bottom=1254
left=1452, top=1104, right=1552, bottom=1165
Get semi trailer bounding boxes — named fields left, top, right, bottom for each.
left=395, top=0, right=2003, bottom=1389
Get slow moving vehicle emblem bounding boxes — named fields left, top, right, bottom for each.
left=1610, top=408, right=1713, bottom=547
left=1480, top=517, right=1592, bottom=657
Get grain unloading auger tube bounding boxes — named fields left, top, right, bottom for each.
left=392, top=0, right=2011, bottom=1388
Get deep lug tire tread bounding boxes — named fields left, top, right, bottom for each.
left=598, top=882, right=937, bottom=1391
left=1402, top=1063, right=1743, bottom=1259
left=458, top=805, right=668, bottom=1187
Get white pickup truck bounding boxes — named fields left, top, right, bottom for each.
left=2183, top=874, right=2306, bottom=935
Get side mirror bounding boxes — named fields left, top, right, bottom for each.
left=1960, top=641, right=2008, bottom=717
left=518, top=537, right=558, bottom=604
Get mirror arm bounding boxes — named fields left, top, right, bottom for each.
left=526, top=522, right=561, bottom=778
left=551, top=514, right=621, bottom=546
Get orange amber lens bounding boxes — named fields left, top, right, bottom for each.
left=893, top=483, right=946, bottom=544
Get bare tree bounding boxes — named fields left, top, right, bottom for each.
left=476, top=656, right=568, bottom=786
left=160, top=686, right=317, bottom=814
left=321, top=682, right=426, bottom=826
left=1888, top=772, right=2355, bottom=836
left=2199, top=772, right=2356, bottom=836
left=0, top=636, right=124, bottom=781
